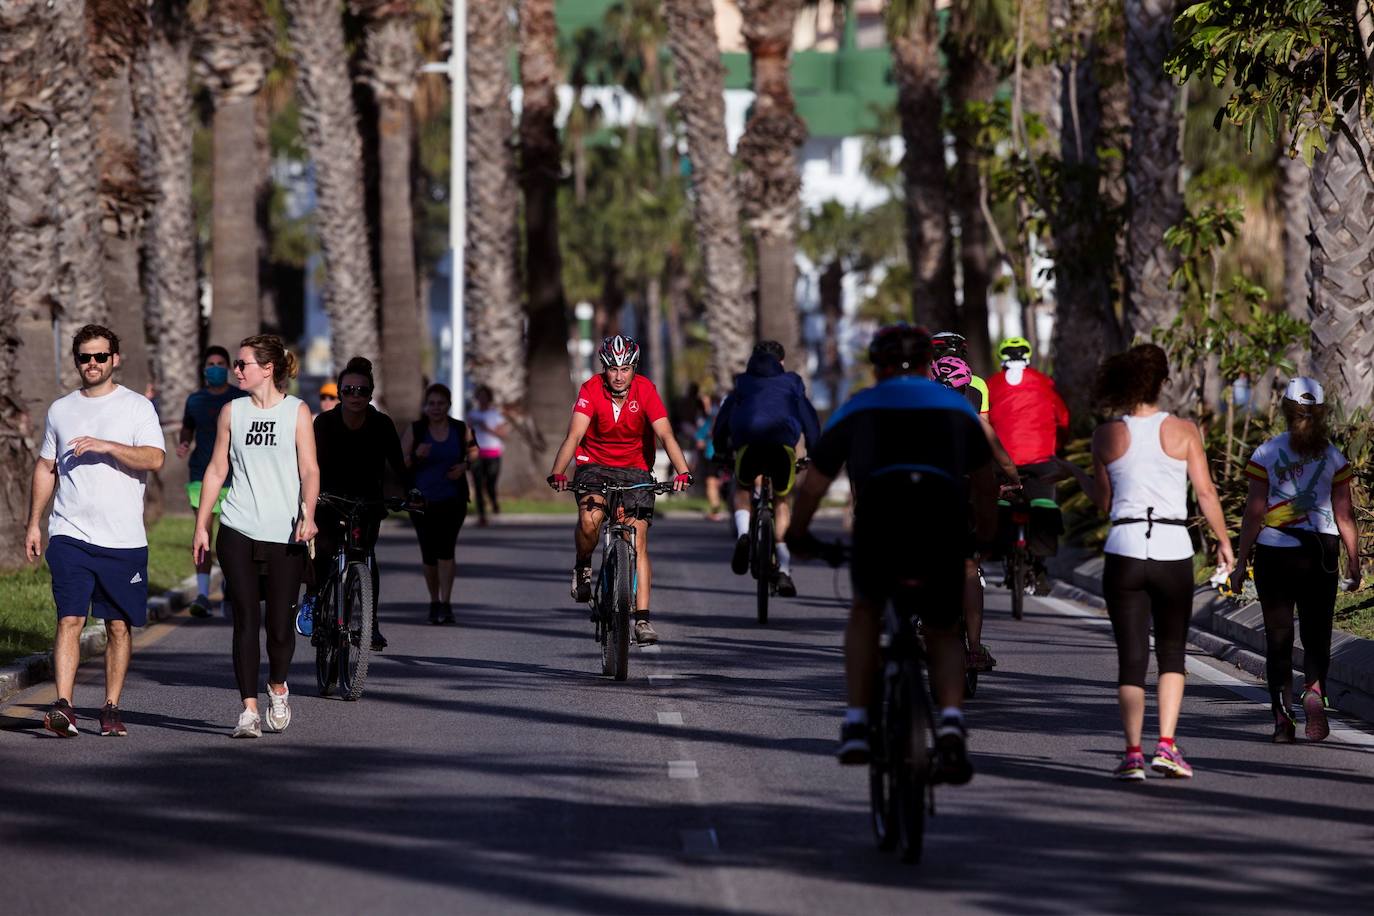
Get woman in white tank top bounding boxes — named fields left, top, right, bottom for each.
left=1056, top=344, right=1233, bottom=781
left=193, top=335, right=319, bottom=739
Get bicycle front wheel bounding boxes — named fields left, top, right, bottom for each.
left=1008, top=550, right=1025, bottom=621
left=315, top=581, right=338, bottom=696
left=338, top=561, right=375, bottom=701
left=609, top=539, right=634, bottom=682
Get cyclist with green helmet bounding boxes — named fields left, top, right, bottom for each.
left=986, top=336, right=1071, bottom=594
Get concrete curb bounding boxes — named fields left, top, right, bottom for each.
left=0, top=571, right=204, bottom=706
left=1049, top=554, right=1374, bottom=722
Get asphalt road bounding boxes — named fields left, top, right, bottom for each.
left=3, top=516, right=1373, bottom=915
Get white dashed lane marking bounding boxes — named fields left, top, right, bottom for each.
left=668, top=760, right=700, bottom=779
left=657, top=711, right=684, bottom=726
left=648, top=673, right=680, bottom=685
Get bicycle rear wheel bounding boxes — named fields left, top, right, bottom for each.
left=869, top=687, right=897, bottom=851
left=962, top=622, right=978, bottom=699
left=315, top=580, right=338, bottom=696
left=338, top=561, right=375, bottom=701
left=1008, top=550, right=1025, bottom=621
left=608, top=539, right=634, bottom=682
left=893, top=662, right=932, bottom=864
left=755, top=504, right=773, bottom=625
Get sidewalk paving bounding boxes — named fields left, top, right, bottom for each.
left=1049, top=552, right=1374, bottom=724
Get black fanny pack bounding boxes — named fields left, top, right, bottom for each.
left=1263, top=527, right=1340, bottom=572
left=1111, top=506, right=1188, bottom=539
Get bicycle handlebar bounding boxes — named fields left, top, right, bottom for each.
left=571, top=480, right=676, bottom=497
left=318, top=492, right=423, bottom=515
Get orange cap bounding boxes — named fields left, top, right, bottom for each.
left=319, top=382, right=338, bottom=398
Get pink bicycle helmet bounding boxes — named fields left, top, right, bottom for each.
left=598, top=334, right=641, bottom=368
left=932, top=355, right=973, bottom=390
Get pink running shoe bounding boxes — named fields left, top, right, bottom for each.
left=1112, top=751, right=1146, bottom=781
left=1150, top=742, right=1193, bottom=778
left=1303, top=690, right=1330, bottom=742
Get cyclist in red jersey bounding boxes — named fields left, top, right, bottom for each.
left=548, top=335, right=693, bottom=645
left=986, top=336, right=1070, bottom=592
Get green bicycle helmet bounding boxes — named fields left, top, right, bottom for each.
left=997, top=336, right=1032, bottom=364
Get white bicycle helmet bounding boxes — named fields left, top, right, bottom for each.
left=598, top=335, right=641, bottom=368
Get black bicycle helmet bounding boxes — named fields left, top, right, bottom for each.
left=868, top=323, right=933, bottom=372
left=932, top=330, right=969, bottom=360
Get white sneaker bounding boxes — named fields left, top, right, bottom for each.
left=264, top=684, right=291, bottom=733
left=232, top=708, right=261, bottom=738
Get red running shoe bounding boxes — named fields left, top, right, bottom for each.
left=1303, top=690, right=1330, bottom=742
left=99, top=702, right=128, bottom=737
left=44, top=699, right=78, bottom=738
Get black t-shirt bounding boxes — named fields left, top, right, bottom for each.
left=812, top=376, right=992, bottom=513
left=313, top=406, right=408, bottom=508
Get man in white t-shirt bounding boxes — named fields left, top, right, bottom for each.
left=24, top=325, right=165, bottom=739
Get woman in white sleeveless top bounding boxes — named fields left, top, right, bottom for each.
left=1057, top=344, right=1233, bottom=781
left=193, top=335, right=319, bottom=738
left=1230, top=378, right=1360, bottom=743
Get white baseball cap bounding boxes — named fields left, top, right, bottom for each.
left=1283, top=377, right=1324, bottom=405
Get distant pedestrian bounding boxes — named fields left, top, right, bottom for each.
left=177, top=346, right=248, bottom=617
left=193, top=335, right=318, bottom=739
left=317, top=381, right=339, bottom=417
left=1055, top=344, right=1234, bottom=780
left=1230, top=378, right=1360, bottom=743
left=402, top=383, right=479, bottom=623
left=466, top=384, right=507, bottom=525
left=25, top=325, right=166, bottom=738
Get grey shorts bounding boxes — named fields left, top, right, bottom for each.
left=573, top=465, right=656, bottom=525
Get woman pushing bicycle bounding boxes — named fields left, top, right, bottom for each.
left=547, top=335, right=693, bottom=646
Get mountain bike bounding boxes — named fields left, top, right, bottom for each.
left=815, top=540, right=940, bottom=865
left=312, top=493, right=412, bottom=700
left=999, top=487, right=1034, bottom=621
left=746, top=455, right=809, bottom=625
left=573, top=480, right=674, bottom=682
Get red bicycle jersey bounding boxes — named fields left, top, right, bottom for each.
left=573, top=374, right=667, bottom=471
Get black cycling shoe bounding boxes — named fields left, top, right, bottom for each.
left=731, top=536, right=750, bottom=575
left=1032, top=564, right=1052, bottom=596
left=371, top=629, right=388, bottom=651
left=774, top=570, right=797, bottom=598
left=428, top=601, right=442, bottom=625
left=571, top=566, right=593, bottom=602
left=932, top=717, right=974, bottom=785
left=439, top=601, right=455, bottom=625
left=837, top=721, right=871, bottom=765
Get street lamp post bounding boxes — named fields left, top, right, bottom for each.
left=422, top=1, right=466, bottom=418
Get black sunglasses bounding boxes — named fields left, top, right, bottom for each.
left=232, top=359, right=263, bottom=371
left=76, top=352, right=112, bottom=365
left=340, top=385, right=373, bottom=397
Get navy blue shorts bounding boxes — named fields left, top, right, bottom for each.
left=46, top=535, right=150, bottom=627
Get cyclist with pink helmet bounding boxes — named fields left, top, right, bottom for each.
left=548, top=335, right=693, bottom=645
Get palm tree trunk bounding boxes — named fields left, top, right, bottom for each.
left=664, top=0, right=753, bottom=390
left=737, top=0, right=807, bottom=363
left=357, top=6, right=423, bottom=423
left=466, top=0, right=525, bottom=411
left=135, top=0, right=199, bottom=431
left=665, top=254, right=690, bottom=395
left=284, top=0, right=382, bottom=381
left=1050, top=0, right=1125, bottom=425
left=1122, top=0, right=1184, bottom=342
left=946, top=23, right=998, bottom=371
left=888, top=2, right=957, bottom=330
left=0, top=0, right=76, bottom=566
left=91, top=1, right=153, bottom=398
left=1309, top=110, right=1374, bottom=409
left=53, top=0, right=109, bottom=388
left=515, top=0, right=574, bottom=492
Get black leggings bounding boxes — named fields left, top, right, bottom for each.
left=474, top=457, right=501, bottom=517
left=411, top=498, right=467, bottom=565
left=1102, top=554, right=1194, bottom=688
left=217, top=525, right=306, bottom=700
left=1254, top=543, right=1338, bottom=712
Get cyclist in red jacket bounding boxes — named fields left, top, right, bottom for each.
left=986, top=336, right=1070, bottom=594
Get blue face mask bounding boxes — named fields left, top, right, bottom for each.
left=205, top=365, right=229, bottom=386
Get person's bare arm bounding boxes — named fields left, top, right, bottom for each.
left=1184, top=421, right=1234, bottom=569
left=651, top=416, right=692, bottom=489
left=25, top=459, right=57, bottom=562
left=295, top=402, right=320, bottom=543
left=67, top=438, right=164, bottom=471
left=980, top=416, right=1020, bottom=484
left=1229, top=477, right=1268, bottom=590
left=193, top=405, right=233, bottom=564
left=549, top=412, right=592, bottom=486
left=400, top=425, right=416, bottom=470
left=789, top=466, right=833, bottom=539
left=1333, top=477, right=1361, bottom=588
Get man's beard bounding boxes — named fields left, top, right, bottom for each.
left=81, top=367, right=113, bottom=389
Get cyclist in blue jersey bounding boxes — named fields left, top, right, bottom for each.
left=712, top=340, right=821, bottom=597
left=788, top=325, right=997, bottom=783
